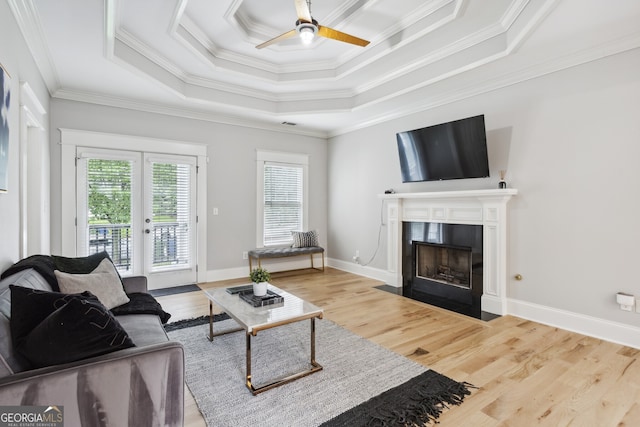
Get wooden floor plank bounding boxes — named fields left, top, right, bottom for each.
left=157, top=268, right=639, bottom=426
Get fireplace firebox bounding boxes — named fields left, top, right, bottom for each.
left=402, top=222, right=483, bottom=319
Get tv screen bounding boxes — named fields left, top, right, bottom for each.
left=396, top=115, right=490, bottom=183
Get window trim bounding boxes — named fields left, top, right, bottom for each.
left=256, top=150, right=309, bottom=248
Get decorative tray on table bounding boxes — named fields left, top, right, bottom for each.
left=238, top=289, right=284, bottom=307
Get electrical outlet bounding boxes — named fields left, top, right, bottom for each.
left=213, top=207, right=219, bottom=216
left=242, top=251, right=248, bottom=260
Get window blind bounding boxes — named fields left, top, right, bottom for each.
left=85, top=158, right=134, bottom=272
left=151, top=162, right=191, bottom=269
left=263, top=162, right=303, bottom=246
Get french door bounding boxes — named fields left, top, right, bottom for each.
left=76, top=148, right=197, bottom=289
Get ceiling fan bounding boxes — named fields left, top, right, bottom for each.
left=256, top=0, right=370, bottom=49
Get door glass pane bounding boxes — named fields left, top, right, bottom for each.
left=86, top=158, right=133, bottom=273
left=151, top=162, right=192, bottom=270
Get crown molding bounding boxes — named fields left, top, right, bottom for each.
left=108, top=0, right=551, bottom=109
left=329, top=31, right=640, bottom=137
left=52, top=88, right=329, bottom=138
left=166, top=0, right=462, bottom=80
left=49, top=30, right=640, bottom=140
left=7, top=0, right=60, bottom=94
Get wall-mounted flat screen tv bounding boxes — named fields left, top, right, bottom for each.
left=396, top=114, right=490, bottom=183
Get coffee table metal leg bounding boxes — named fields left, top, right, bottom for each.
left=208, top=301, right=243, bottom=341
left=246, top=316, right=323, bottom=396
left=246, top=331, right=253, bottom=391
left=311, top=317, right=316, bottom=364
left=208, top=301, right=214, bottom=341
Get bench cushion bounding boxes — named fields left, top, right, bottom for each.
left=248, top=246, right=324, bottom=259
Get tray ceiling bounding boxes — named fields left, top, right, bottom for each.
left=10, top=0, right=640, bottom=136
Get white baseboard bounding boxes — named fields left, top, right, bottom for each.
left=507, top=298, right=640, bottom=350
left=206, top=266, right=249, bottom=283
left=481, top=294, right=506, bottom=316
left=327, top=258, right=399, bottom=285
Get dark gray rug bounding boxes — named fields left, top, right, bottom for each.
left=149, top=283, right=200, bottom=297
left=166, top=316, right=472, bottom=426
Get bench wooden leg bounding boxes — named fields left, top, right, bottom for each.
left=310, top=253, right=325, bottom=272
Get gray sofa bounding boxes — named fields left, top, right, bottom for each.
left=0, top=267, right=184, bottom=426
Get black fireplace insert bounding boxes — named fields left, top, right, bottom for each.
left=402, top=222, right=483, bottom=319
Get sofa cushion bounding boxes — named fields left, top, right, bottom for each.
left=116, top=314, right=169, bottom=346
left=0, top=255, right=59, bottom=291
left=20, top=297, right=135, bottom=368
left=55, top=258, right=129, bottom=309
left=0, top=269, right=55, bottom=374
left=10, top=285, right=134, bottom=369
left=0, top=316, right=14, bottom=376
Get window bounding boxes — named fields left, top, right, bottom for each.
left=257, top=151, right=308, bottom=247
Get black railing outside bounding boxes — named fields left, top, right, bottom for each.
left=153, top=222, right=184, bottom=266
left=89, top=222, right=185, bottom=270
left=89, top=224, right=132, bottom=271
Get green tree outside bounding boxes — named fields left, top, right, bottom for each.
left=88, top=159, right=132, bottom=224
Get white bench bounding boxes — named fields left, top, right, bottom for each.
left=248, top=246, right=325, bottom=273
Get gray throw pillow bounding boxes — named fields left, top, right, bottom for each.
left=55, top=258, right=130, bottom=309
left=292, top=230, right=319, bottom=248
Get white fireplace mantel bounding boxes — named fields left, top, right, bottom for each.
left=380, top=189, right=517, bottom=315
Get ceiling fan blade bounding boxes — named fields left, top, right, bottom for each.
left=317, top=26, right=370, bottom=47
left=294, top=0, right=312, bottom=22
left=256, top=29, right=298, bottom=49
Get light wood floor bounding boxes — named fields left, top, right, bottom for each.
left=157, top=268, right=640, bottom=427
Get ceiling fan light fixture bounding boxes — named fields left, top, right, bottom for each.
left=299, top=26, right=315, bottom=44
left=297, top=23, right=317, bottom=45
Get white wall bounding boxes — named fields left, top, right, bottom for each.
left=49, top=99, right=328, bottom=278
left=0, top=1, right=50, bottom=272
left=328, top=48, right=640, bottom=331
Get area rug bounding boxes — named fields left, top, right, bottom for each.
left=166, top=316, right=472, bottom=427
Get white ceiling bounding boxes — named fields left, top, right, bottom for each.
left=10, top=0, right=640, bottom=137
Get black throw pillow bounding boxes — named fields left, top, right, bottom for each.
left=52, top=251, right=116, bottom=275
left=9, top=285, right=134, bottom=369
left=52, top=252, right=124, bottom=290
left=9, top=285, right=100, bottom=349
left=19, top=297, right=135, bottom=368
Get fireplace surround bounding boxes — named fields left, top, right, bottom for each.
left=381, top=189, right=517, bottom=317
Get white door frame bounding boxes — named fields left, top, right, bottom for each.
left=59, top=128, right=208, bottom=285
left=19, top=82, right=48, bottom=258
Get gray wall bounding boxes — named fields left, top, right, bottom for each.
left=0, top=1, right=50, bottom=271
left=49, top=99, right=328, bottom=274
left=328, top=48, right=640, bottom=328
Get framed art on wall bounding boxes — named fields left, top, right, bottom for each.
left=0, top=63, right=10, bottom=192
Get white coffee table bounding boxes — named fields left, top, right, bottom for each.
left=204, top=284, right=324, bottom=395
